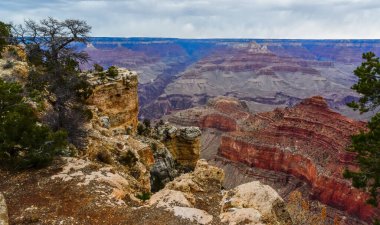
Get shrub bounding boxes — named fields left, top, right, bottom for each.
left=106, top=66, right=118, bottom=78
left=137, top=123, right=145, bottom=136
left=96, top=150, right=113, bottom=164
left=136, top=192, right=151, bottom=202
left=150, top=142, right=158, bottom=152
left=2, top=60, right=13, bottom=69
left=0, top=79, right=68, bottom=169
left=93, top=63, right=104, bottom=72
left=119, top=150, right=138, bottom=166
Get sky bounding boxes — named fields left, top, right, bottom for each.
left=0, top=0, right=379, bottom=39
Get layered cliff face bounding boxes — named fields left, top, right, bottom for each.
left=86, top=68, right=139, bottom=133
left=167, top=96, right=379, bottom=223
left=158, top=125, right=202, bottom=169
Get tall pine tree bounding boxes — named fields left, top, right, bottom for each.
left=344, top=52, right=380, bottom=225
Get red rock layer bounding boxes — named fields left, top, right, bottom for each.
left=174, top=96, right=378, bottom=222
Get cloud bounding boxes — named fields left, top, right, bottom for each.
left=0, top=0, right=379, bottom=38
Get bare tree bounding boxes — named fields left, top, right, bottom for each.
left=12, top=18, right=93, bottom=148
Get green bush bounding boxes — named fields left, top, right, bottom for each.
left=106, top=66, right=119, bottom=78
left=93, top=63, right=104, bottom=72
left=0, top=79, right=67, bottom=169
left=136, top=192, right=151, bottom=202
left=119, top=150, right=138, bottom=166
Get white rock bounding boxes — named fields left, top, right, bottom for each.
left=220, top=208, right=264, bottom=225
left=222, top=181, right=282, bottom=216
left=149, top=189, right=192, bottom=209
left=172, top=207, right=213, bottom=225
left=221, top=181, right=292, bottom=224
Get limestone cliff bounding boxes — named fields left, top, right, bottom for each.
left=156, top=124, right=202, bottom=169
left=86, top=68, right=139, bottom=134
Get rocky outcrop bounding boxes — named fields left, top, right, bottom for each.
left=148, top=141, right=179, bottom=192
left=86, top=68, right=139, bottom=133
left=0, top=193, right=8, bottom=225
left=220, top=181, right=292, bottom=225
left=0, top=45, right=29, bottom=83
left=149, top=160, right=291, bottom=224
left=157, top=124, right=202, bottom=169
left=148, top=160, right=224, bottom=224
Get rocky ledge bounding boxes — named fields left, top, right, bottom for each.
left=148, top=160, right=292, bottom=225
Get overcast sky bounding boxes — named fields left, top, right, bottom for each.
left=0, top=0, right=379, bottom=39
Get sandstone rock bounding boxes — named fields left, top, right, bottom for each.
left=149, top=160, right=223, bottom=224
left=172, top=206, right=213, bottom=225
left=86, top=68, right=139, bottom=133
left=220, top=208, right=264, bottom=225
left=99, top=116, right=111, bottom=128
left=178, top=127, right=202, bottom=141
left=221, top=181, right=292, bottom=225
left=0, top=193, right=8, bottom=225
left=162, top=125, right=202, bottom=169
left=149, top=142, right=178, bottom=192
left=193, top=159, right=224, bottom=185
left=148, top=189, right=193, bottom=209
left=165, top=159, right=224, bottom=193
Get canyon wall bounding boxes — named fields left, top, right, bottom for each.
left=167, top=96, right=379, bottom=223
left=83, top=38, right=380, bottom=121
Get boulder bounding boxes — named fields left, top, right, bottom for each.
left=221, top=181, right=292, bottom=225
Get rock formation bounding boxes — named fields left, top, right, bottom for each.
left=167, top=96, right=379, bottom=223
left=0, top=193, right=8, bottom=225
left=220, top=181, right=292, bottom=225
left=86, top=68, right=139, bottom=134
left=0, top=45, right=29, bottom=83
left=149, top=160, right=291, bottom=225
left=158, top=124, right=202, bottom=169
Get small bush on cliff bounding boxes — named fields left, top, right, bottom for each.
left=93, top=63, right=104, bottom=72
left=136, top=192, right=151, bottom=202
left=344, top=52, right=380, bottom=225
left=119, top=150, right=138, bottom=167
left=137, top=120, right=152, bottom=137
left=106, top=66, right=118, bottom=78
left=0, top=79, right=67, bottom=169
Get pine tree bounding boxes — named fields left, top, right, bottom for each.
left=0, top=79, right=67, bottom=169
left=344, top=52, right=380, bottom=225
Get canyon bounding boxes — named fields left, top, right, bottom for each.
left=83, top=38, right=380, bottom=120
left=0, top=50, right=292, bottom=224
left=167, top=96, right=380, bottom=224
left=1, top=38, right=380, bottom=224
